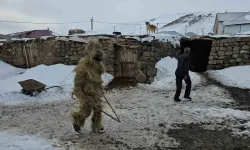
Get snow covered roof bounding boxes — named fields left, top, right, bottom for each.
left=217, top=12, right=250, bottom=25
left=236, top=31, right=250, bottom=35
left=7, top=30, right=55, bottom=38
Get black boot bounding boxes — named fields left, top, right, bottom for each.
left=174, top=97, right=181, bottom=102
left=99, top=127, right=106, bottom=133
left=184, top=96, right=192, bottom=100
left=73, top=124, right=81, bottom=134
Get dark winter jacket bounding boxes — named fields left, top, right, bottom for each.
left=175, top=53, right=189, bottom=77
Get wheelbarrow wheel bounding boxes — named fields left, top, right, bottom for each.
left=22, top=89, right=29, bottom=95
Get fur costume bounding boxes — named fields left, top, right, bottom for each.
left=71, top=41, right=106, bottom=133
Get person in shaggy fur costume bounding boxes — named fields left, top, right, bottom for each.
left=71, top=40, right=106, bottom=134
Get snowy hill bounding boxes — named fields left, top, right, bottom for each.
left=88, top=12, right=217, bottom=36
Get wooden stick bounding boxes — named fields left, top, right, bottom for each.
left=101, top=90, right=121, bottom=122
left=93, top=105, right=121, bottom=123
left=44, top=86, right=61, bottom=90
left=71, top=92, right=121, bottom=123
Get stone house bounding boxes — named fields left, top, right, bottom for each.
left=213, top=12, right=250, bottom=35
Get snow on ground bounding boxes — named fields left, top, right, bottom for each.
left=1, top=83, right=250, bottom=149
left=84, top=12, right=216, bottom=36
left=0, top=61, right=26, bottom=80
left=1, top=59, right=250, bottom=148
left=159, top=12, right=216, bottom=35
left=141, top=57, right=202, bottom=91
left=0, top=131, right=62, bottom=150
left=207, top=65, right=250, bottom=89
left=0, top=63, right=114, bottom=105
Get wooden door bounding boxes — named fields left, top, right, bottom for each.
left=114, top=45, right=137, bottom=77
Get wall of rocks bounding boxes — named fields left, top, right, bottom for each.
left=208, top=37, right=250, bottom=69
left=0, top=36, right=176, bottom=83
left=0, top=38, right=62, bottom=68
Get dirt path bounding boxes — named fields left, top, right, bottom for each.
left=1, top=75, right=250, bottom=150
left=200, top=72, right=250, bottom=111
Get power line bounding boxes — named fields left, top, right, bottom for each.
left=0, top=19, right=169, bottom=25
left=0, top=20, right=90, bottom=24
left=94, top=21, right=144, bottom=25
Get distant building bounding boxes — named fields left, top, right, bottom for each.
left=68, top=29, right=85, bottom=35
left=7, top=29, right=55, bottom=38
left=213, top=12, right=250, bottom=35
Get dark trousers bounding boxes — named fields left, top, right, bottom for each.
left=174, top=75, right=192, bottom=99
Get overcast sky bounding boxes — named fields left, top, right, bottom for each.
left=0, top=0, right=250, bottom=35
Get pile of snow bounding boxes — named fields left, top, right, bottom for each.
left=0, top=61, right=26, bottom=80
left=207, top=65, right=250, bottom=89
left=102, top=72, right=114, bottom=87
left=0, top=64, right=75, bottom=94
left=0, top=63, right=114, bottom=105
left=211, top=34, right=250, bottom=38
left=0, top=131, right=61, bottom=150
left=141, top=57, right=201, bottom=90
left=141, top=34, right=181, bottom=47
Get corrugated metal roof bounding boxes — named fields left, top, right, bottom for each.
left=217, top=12, right=250, bottom=25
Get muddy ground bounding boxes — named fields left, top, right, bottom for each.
left=168, top=123, right=250, bottom=150
left=1, top=74, right=250, bottom=150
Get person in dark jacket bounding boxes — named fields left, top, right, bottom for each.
left=174, top=47, right=192, bottom=102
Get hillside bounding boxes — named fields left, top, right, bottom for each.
left=88, top=12, right=217, bottom=36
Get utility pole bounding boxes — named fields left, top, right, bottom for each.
left=114, top=27, right=116, bottom=32
left=157, top=23, right=159, bottom=33
left=90, top=17, right=93, bottom=31
left=202, top=28, right=205, bottom=35
left=185, top=25, right=188, bottom=36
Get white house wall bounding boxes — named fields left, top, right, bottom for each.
left=224, top=25, right=240, bottom=34
left=241, top=24, right=250, bottom=33
left=217, top=22, right=224, bottom=34
left=224, top=24, right=250, bottom=34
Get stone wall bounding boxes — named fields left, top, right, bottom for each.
left=208, top=37, right=250, bottom=69
left=0, top=38, right=62, bottom=68
left=0, top=36, right=176, bottom=83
